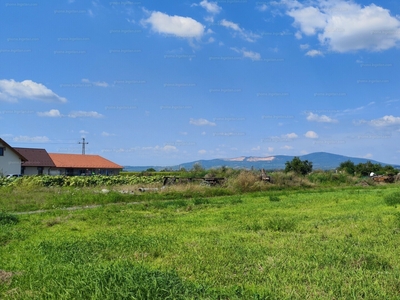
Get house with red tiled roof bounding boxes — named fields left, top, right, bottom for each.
left=14, top=148, right=56, bottom=175
left=0, top=138, right=27, bottom=176
left=48, top=153, right=123, bottom=176
left=0, top=138, right=123, bottom=176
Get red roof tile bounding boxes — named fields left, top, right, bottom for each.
left=48, top=153, right=123, bottom=169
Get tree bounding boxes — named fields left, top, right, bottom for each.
left=284, top=157, right=313, bottom=175
left=338, top=160, right=355, bottom=175
left=355, top=161, right=381, bottom=176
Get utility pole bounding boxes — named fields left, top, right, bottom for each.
left=79, top=138, right=88, bottom=155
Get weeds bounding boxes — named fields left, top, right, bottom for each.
left=384, top=191, right=400, bottom=206
left=0, top=212, right=19, bottom=226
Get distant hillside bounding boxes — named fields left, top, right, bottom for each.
left=123, top=152, right=400, bottom=171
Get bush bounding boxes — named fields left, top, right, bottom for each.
left=285, top=157, right=313, bottom=175
left=229, top=171, right=259, bottom=193
left=384, top=192, right=400, bottom=206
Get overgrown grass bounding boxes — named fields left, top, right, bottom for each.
left=2, top=185, right=400, bottom=298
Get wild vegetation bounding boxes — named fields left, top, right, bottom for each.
left=1, top=162, right=400, bottom=299
left=2, top=183, right=400, bottom=299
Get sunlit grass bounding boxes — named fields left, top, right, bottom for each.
left=1, top=184, right=400, bottom=298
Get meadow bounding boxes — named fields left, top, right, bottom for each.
left=1, top=177, right=400, bottom=299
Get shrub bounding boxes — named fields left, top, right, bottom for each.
left=229, top=171, right=259, bottom=193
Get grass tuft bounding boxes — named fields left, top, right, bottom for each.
left=384, top=191, right=400, bottom=206
left=0, top=212, right=19, bottom=226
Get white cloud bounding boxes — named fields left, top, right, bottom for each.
left=305, top=131, right=318, bottom=138
left=220, top=19, right=260, bottom=42
left=37, top=109, right=62, bottom=117
left=143, top=11, right=205, bottom=39
left=0, top=79, right=67, bottom=103
left=300, top=43, right=309, bottom=49
left=199, top=0, right=221, bottom=14
left=80, top=130, right=89, bottom=134
left=162, top=145, right=178, bottom=152
left=13, top=136, right=50, bottom=143
left=288, top=6, right=327, bottom=35
left=267, top=147, right=274, bottom=152
left=252, top=146, right=261, bottom=151
left=286, top=1, right=400, bottom=52
left=82, top=78, right=108, bottom=87
left=306, top=112, right=338, bottom=123
left=306, top=49, right=323, bottom=57
left=281, top=145, right=293, bottom=150
left=102, top=131, right=115, bottom=137
left=190, top=118, right=216, bottom=126
left=68, top=111, right=104, bottom=118
left=283, top=133, right=298, bottom=139
left=364, top=153, right=373, bottom=159
left=198, top=149, right=207, bottom=154
left=230, top=47, right=261, bottom=60
left=256, top=4, right=268, bottom=12
left=369, top=115, right=400, bottom=127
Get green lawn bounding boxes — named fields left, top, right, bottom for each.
left=1, top=185, right=400, bottom=299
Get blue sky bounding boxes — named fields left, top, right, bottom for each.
left=1, top=0, right=400, bottom=166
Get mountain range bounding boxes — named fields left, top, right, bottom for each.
left=123, top=152, right=400, bottom=172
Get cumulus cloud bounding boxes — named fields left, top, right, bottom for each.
left=68, top=111, right=104, bottom=118
left=306, top=112, right=338, bottom=123
left=190, top=118, right=216, bottom=126
left=230, top=47, right=261, bottom=60
left=0, top=79, right=67, bottom=103
left=283, top=133, right=298, bottom=139
left=13, top=136, right=50, bottom=143
left=198, top=149, right=207, bottom=154
left=369, top=115, right=400, bottom=127
left=306, top=49, right=323, bottom=57
left=288, top=6, right=327, bottom=35
left=304, top=131, right=318, bottom=138
left=143, top=11, right=205, bottom=39
left=220, top=19, right=260, bottom=42
left=197, top=0, right=221, bottom=14
left=285, top=1, right=400, bottom=52
left=37, top=109, right=62, bottom=117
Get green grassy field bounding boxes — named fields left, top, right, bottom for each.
left=1, top=184, right=400, bottom=299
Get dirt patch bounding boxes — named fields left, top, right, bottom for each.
left=0, top=270, right=14, bottom=285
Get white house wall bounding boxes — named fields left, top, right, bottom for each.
left=23, top=167, right=53, bottom=176
left=0, top=143, right=22, bottom=176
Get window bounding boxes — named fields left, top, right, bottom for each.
left=0, top=147, right=4, bottom=156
